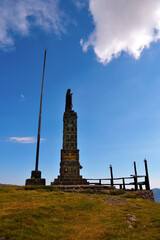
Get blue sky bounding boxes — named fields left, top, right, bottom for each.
left=1, top=0, right=160, bottom=188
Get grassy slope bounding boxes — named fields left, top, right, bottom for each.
left=0, top=186, right=160, bottom=240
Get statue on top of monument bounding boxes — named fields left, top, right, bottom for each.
left=65, top=89, right=73, bottom=112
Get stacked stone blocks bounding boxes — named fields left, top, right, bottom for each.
left=52, top=111, right=88, bottom=185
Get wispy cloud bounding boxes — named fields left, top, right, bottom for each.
left=21, top=94, right=24, bottom=99
left=81, top=0, right=160, bottom=64
left=8, top=137, right=45, bottom=144
left=0, top=0, right=66, bottom=49
left=74, top=0, right=87, bottom=9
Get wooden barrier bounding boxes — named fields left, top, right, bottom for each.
left=86, top=159, right=150, bottom=191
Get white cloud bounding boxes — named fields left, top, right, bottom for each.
left=81, top=0, right=160, bottom=64
left=21, top=94, right=24, bottom=99
left=0, top=0, right=65, bottom=49
left=8, top=137, right=45, bottom=144
left=74, top=0, right=86, bottom=9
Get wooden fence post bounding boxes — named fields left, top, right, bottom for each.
left=110, top=165, right=114, bottom=186
left=144, top=159, right=150, bottom=190
left=134, top=161, right=138, bottom=190
left=122, top=178, right=125, bottom=190
left=134, top=176, right=138, bottom=191
left=134, top=161, right=137, bottom=176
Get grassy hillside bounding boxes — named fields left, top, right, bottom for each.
left=0, top=186, right=160, bottom=240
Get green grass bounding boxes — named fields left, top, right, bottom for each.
left=0, top=186, right=160, bottom=240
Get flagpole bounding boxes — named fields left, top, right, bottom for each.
left=35, top=50, right=47, bottom=171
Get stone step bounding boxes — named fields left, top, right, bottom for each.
left=51, top=178, right=89, bottom=185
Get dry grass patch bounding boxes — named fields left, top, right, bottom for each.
left=0, top=186, right=160, bottom=240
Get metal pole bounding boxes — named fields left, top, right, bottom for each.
left=110, top=165, right=114, bottom=186
left=144, top=159, right=150, bottom=190
left=35, top=50, right=47, bottom=171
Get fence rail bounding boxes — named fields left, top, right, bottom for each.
left=86, top=159, right=150, bottom=191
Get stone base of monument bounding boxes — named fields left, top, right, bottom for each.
left=51, top=175, right=89, bottom=185
left=25, top=170, right=46, bottom=186
left=25, top=178, right=46, bottom=185
left=50, top=185, right=115, bottom=193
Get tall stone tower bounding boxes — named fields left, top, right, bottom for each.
left=51, top=89, right=88, bottom=185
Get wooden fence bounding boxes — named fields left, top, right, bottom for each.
left=86, top=159, right=150, bottom=191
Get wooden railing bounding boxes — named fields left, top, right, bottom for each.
left=86, top=159, right=150, bottom=191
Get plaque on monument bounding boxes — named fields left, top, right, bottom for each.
left=51, top=89, right=88, bottom=185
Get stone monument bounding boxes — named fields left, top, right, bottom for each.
left=51, top=89, right=88, bottom=185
